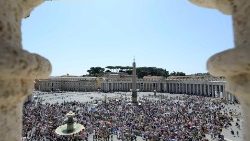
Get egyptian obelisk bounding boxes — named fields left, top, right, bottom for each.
left=132, top=58, right=137, bottom=103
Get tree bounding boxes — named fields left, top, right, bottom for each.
left=87, top=67, right=105, bottom=77
left=105, top=70, right=111, bottom=73
left=170, top=71, right=186, bottom=76
left=105, top=66, right=115, bottom=72
left=88, top=66, right=185, bottom=78
left=125, top=70, right=132, bottom=75
left=136, top=67, right=169, bottom=78
left=114, top=66, right=122, bottom=72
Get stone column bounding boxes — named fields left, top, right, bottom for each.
left=180, top=83, right=182, bottom=93
left=218, top=85, right=221, bottom=96
left=207, top=84, right=210, bottom=96
left=103, top=83, right=105, bottom=91
left=167, top=83, right=170, bottom=93
left=163, top=83, right=166, bottom=92
left=127, top=83, right=129, bottom=91
left=123, top=83, right=125, bottom=91
left=222, top=84, right=225, bottom=98
left=178, top=83, right=180, bottom=93
left=179, top=83, right=181, bottom=93
left=211, top=85, right=214, bottom=97
left=204, top=84, right=207, bottom=96
left=0, top=1, right=51, bottom=141
left=171, top=83, right=173, bottom=93
left=147, top=83, right=150, bottom=91
left=198, top=84, right=200, bottom=95
left=175, top=83, right=178, bottom=93
left=200, top=84, right=202, bottom=95
left=196, top=84, right=199, bottom=95
left=190, top=0, right=250, bottom=140
left=191, top=84, right=194, bottom=94
left=169, top=83, right=171, bottom=93
left=190, top=84, right=193, bottom=94
left=108, top=83, right=110, bottom=92
left=186, top=83, right=188, bottom=94
left=189, top=84, right=191, bottom=94
left=167, top=83, right=169, bottom=93
left=106, top=83, right=108, bottom=92
left=167, top=83, right=169, bottom=92
left=111, top=83, right=113, bottom=91
left=172, top=83, right=174, bottom=93
left=202, top=84, right=205, bottom=96
left=173, top=83, right=175, bottom=93
left=193, top=84, right=196, bottom=95
left=174, top=83, right=176, bottom=93
left=180, top=83, right=183, bottom=93
left=188, top=84, right=191, bottom=94
left=169, top=83, right=172, bottom=93
left=193, top=83, right=196, bottom=95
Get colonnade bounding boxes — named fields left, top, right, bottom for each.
left=163, top=82, right=224, bottom=96
left=101, top=80, right=234, bottom=100
left=101, top=82, right=161, bottom=92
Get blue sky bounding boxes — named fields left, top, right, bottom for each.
left=22, top=0, right=233, bottom=76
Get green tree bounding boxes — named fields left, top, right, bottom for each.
left=87, top=67, right=105, bottom=77
left=105, top=70, right=111, bottom=73
left=105, top=66, right=115, bottom=72
left=136, top=67, right=169, bottom=78
left=170, top=71, right=186, bottom=76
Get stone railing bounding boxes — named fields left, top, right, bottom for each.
left=0, top=0, right=249, bottom=140
left=0, top=0, right=51, bottom=141
left=190, top=0, right=250, bottom=140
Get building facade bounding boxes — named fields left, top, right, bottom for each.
left=35, top=74, right=235, bottom=101
left=101, top=74, right=235, bottom=101
left=35, top=76, right=100, bottom=92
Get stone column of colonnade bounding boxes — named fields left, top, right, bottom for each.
left=190, top=0, right=250, bottom=140
left=180, top=83, right=182, bottom=93
left=177, top=83, right=180, bottom=93
left=200, top=84, right=202, bottom=95
left=196, top=84, right=199, bottom=95
left=170, top=83, right=172, bottom=93
left=172, top=83, right=175, bottom=93
left=180, top=83, right=183, bottom=93
left=173, top=83, right=175, bottom=93
left=0, top=0, right=51, bottom=141
left=188, top=83, right=191, bottom=94
left=193, top=83, right=197, bottom=95
left=186, top=83, right=188, bottom=94
left=197, top=84, right=199, bottom=95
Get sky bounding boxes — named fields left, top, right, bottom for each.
left=22, top=0, right=234, bottom=76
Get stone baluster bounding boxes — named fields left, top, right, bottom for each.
left=190, top=0, right=250, bottom=140
left=0, top=0, right=51, bottom=141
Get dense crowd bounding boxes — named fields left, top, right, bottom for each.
left=22, top=94, right=241, bottom=141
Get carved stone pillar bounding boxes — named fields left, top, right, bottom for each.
left=0, top=0, right=51, bottom=141
left=190, top=0, right=250, bottom=140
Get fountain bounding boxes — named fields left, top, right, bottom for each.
left=154, top=89, right=157, bottom=96
left=55, top=111, right=85, bottom=136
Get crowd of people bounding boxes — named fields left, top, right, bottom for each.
left=22, top=93, right=241, bottom=141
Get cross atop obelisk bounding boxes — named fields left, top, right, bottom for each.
left=132, top=58, right=137, bottom=103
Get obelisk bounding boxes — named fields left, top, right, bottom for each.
left=132, top=58, right=138, bottom=103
